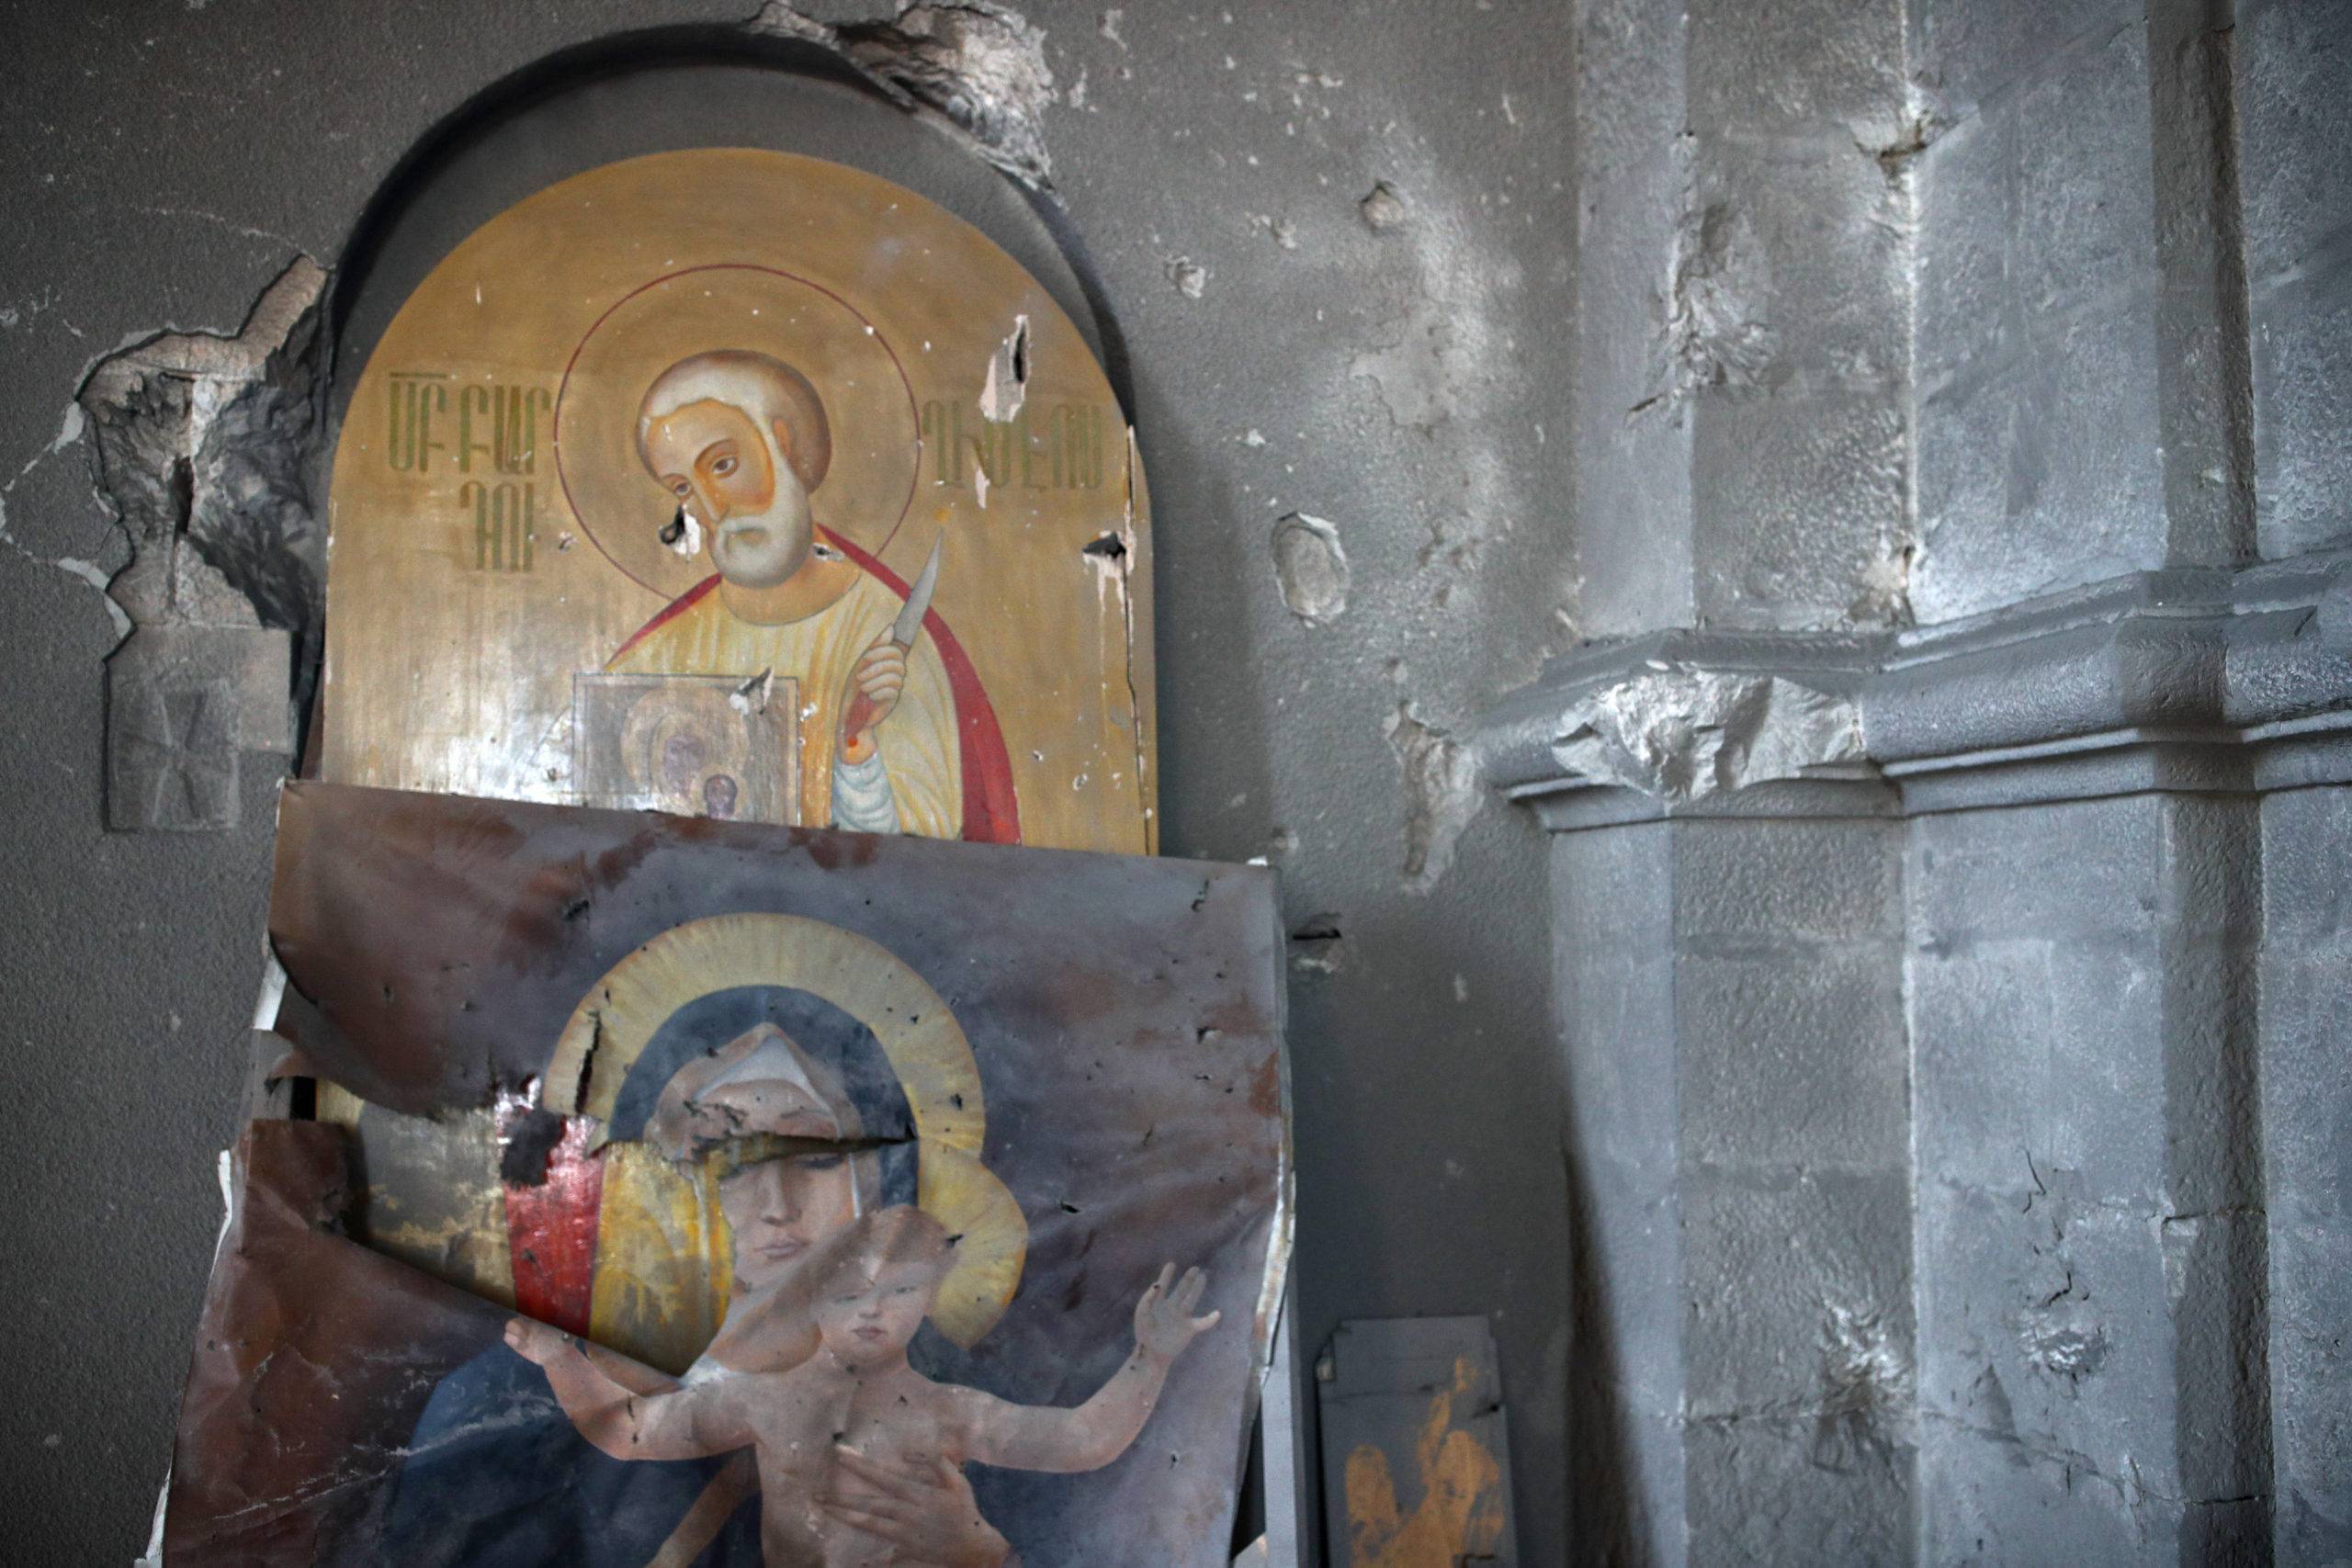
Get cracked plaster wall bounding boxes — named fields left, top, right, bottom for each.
left=0, top=2, right=1578, bottom=1562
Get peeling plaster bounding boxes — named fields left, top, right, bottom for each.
left=979, top=312, right=1031, bottom=423
left=77, top=255, right=328, bottom=646
left=1270, top=512, right=1349, bottom=625
left=1384, top=701, right=1482, bottom=895
left=1351, top=300, right=1474, bottom=432
left=750, top=1, right=1059, bottom=189
left=1359, top=181, right=1408, bottom=231
left=1345, top=157, right=1517, bottom=502
left=1418, top=511, right=1514, bottom=611
left=1547, top=670, right=1867, bottom=802
left=0, top=404, right=123, bottom=632
left=75, top=255, right=325, bottom=828
left=1341, top=135, right=1560, bottom=776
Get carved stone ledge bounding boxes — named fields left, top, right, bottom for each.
left=1473, top=550, right=2352, bottom=828
left=1473, top=630, right=1893, bottom=829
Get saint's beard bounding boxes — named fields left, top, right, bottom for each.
left=708, top=442, right=815, bottom=589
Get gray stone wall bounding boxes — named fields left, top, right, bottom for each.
left=1554, top=824, right=1689, bottom=1555
left=1911, top=795, right=2268, bottom=1561
left=1577, top=814, right=1912, bottom=1565
left=2242, top=0, right=2352, bottom=560
left=6, top=0, right=2349, bottom=1562
left=2260, top=786, right=2352, bottom=1562
left=1911, top=0, right=2170, bottom=622
left=1486, top=0, right=2352, bottom=1562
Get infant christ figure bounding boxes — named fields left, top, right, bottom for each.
left=508, top=1205, right=1220, bottom=1567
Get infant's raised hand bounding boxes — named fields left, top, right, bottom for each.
left=1133, top=1263, right=1220, bottom=1360
left=504, top=1316, right=568, bottom=1366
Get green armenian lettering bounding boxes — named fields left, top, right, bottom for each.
left=460, top=479, right=537, bottom=572
left=920, top=400, right=1109, bottom=492
left=387, top=372, right=449, bottom=473
left=389, top=372, right=552, bottom=477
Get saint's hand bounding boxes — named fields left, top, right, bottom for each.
left=1133, top=1263, right=1220, bottom=1361
left=503, top=1316, right=569, bottom=1367
left=821, top=1448, right=1011, bottom=1568
left=841, top=639, right=908, bottom=745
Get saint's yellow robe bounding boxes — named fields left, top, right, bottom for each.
left=606, top=566, right=962, bottom=840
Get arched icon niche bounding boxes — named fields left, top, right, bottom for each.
left=320, top=44, right=1153, bottom=857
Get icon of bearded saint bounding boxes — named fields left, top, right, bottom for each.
left=605, top=350, right=1019, bottom=843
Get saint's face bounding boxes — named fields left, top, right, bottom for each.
left=813, top=1258, right=937, bottom=1367
left=640, top=397, right=813, bottom=590
left=717, top=1150, right=859, bottom=1293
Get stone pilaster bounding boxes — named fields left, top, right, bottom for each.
left=1488, top=638, right=1913, bottom=1566
left=1479, top=552, right=2352, bottom=1563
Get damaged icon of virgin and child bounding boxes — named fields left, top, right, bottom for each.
left=155, top=152, right=1289, bottom=1567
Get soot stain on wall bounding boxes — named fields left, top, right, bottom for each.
left=0, top=3, right=1581, bottom=1561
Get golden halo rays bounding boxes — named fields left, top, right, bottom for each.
left=548, top=913, right=978, bottom=1146
left=547, top=912, right=1024, bottom=1348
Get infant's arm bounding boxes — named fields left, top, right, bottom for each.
left=950, top=1369, right=1161, bottom=1475
left=957, top=1264, right=1219, bottom=1474
left=580, top=1337, right=680, bottom=1398
left=505, top=1318, right=750, bottom=1462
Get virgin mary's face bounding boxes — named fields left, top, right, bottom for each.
left=718, top=1149, right=859, bottom=1292
left=671, top=1026, right=866, bottom=1295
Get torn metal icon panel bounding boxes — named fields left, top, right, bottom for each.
left=174, top=781, right=1288, bottom=1566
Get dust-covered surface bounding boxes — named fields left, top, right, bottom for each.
left=164, top=1122, right=520, bottom=1566
left=1490, top=0, right=2352, bottom=1562
left=177, top=782, right=1284, bottom=1566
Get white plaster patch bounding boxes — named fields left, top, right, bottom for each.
left=1270, top=513, right=1350, bottom=625
left=979, top=314, right=1030, bottom=423
left=1385, top=701, right=1483, bottom=895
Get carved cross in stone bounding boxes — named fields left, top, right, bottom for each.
left=112, top=681, right=238, bottom=831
